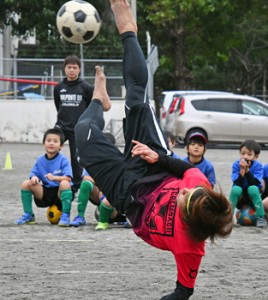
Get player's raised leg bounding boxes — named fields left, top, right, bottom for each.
left=92, top=65, right=111, bottom=112
left=110, top=0, right=149, bottom=113
left=75, top=65, right=111, bottom=146
left=110, top=0, right=137, bottom=34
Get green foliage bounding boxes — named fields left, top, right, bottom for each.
left=1, top=0, right=267, bottom=99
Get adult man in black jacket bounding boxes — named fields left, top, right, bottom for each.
left=54, top=55, right=93, bottom=194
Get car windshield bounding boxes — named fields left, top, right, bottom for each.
left=242, top=100, right=268, bottom=116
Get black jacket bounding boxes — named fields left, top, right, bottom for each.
left=54, top=77, right=93, bottom=132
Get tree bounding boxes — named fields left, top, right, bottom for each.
left=144, top=0, right=268, bottom=99
left=1, top=0, right=267, bottom=100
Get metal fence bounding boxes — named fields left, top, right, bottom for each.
left=0, top=58, right=124, bottom=100
left=1, top=57, right=267, bottom=102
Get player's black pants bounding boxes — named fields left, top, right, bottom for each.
left=75, top=32, right=169, bottom=212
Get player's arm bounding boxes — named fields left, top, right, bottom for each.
left=53, top=85, right=61, bottom=111
left=160, top=253, right=202, bottom=300
left=83, top=82, right=94, bottom=104
left=45, top=173, right=72, bottom=182
left=131, top=140, right=193, bottom=177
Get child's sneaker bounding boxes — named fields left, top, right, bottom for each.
left=95, top=222, right=109, bottom=231
left=123, top=220, right=132, bottom=228
left=256, top=217, right=267, bottom=228
left=70, top=215, right=86, bottom=227
left=58, top=213, right=70, bottom=227
left=15, top=212, right=35, bottom=225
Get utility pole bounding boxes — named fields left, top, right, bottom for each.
left=130, top=0, right=137, bottom=22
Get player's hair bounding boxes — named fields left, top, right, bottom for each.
left=181, top=186, right=233, bottom=242
left=43, top=128, right=65, bottom=145
left=239, top=139, right=261, bottom=156
left=64, top=55, right=81, bottom=68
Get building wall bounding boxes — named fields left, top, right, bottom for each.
left=0, top=100, right=126, bottom=144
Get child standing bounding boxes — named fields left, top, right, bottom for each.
left=229, top=139, right=267, bottom=228
left=183, top=132, right=216, bottom=188
left=15, top=128, right=74, bottom=226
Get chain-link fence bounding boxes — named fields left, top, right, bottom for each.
left=0, top=58, right=124, bottom=100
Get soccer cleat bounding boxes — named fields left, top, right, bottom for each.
left=123, top=220, right=132, bottom=228
left=15, top=212, right=35, bottom=225
left=58, top=213, right=70, bottom=227
left=95, top=222, right=109, bottom=231
left=256, top=217, right=267, bottom=228
left=69, top=215, right=86, bottom=227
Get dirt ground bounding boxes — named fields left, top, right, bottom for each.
left=1, top=143, right=268, bottom=300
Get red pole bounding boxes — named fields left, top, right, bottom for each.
left=0, top=77, right=58, bottom=86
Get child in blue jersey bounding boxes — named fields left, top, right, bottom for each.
left=164, top=131, right=180, bottom=159
left=229, top=139, right=267, bottom=228
left=70, top=132, right=127, bottom=229
left=262, top=163, right=268, bottom=199
left=261, top=163, right=268, bottom=217
left=70, top=169, right=127, bottom=229
left=15, top=128, right=74, bottom=226
left=183, top=132, right=216, bottom=188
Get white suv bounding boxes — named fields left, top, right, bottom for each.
left=160, top=90, right=233, bottom=130
left=161, top=92, right=268, bottom=145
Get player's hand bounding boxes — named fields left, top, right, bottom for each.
left=45, top=173, right=54, bottom=181
left=240, top=158, right=251, bottom=173
left=131, top=140, right=159, bottom=164
left=30, top=176, right=39, bottom=185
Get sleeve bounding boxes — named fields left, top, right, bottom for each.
left=263, top=164, right=268, bottom=179
left=157, top=153, right=194, bottom=178
left=174, top=253, right=202, bottom=289
left=53, top=84, right=61, bottom=111
left=61, top=157, right=73, bottom=179
left=246, top=162, right=263, bottom=187
left=29, top=161, right=40, bottom=179
left=160, top=253, right=202, bottom=300
left=83, top=81, right=94, bottom=105
left=205, top=161, right=216, bottom=186
left=231, top=161, right=241, bottom=183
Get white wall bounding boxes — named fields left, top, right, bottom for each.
left=0, top=100, right=125, bottom=144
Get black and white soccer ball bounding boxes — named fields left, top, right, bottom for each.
left=56, top=0, right=101, bottom=44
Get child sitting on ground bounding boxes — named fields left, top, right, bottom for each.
left=70, top=132, right=128, bottom=230
left=164, top=130, right=180, bottom=159
left=183, top=132, right=216, bottom=188
left=229, top=139, right=267, bottom=228
left=69, top=169, right=127, bottom=229
left=15, top=128, right=74, bottom=226
left=261, top=163, right=268, bottom=218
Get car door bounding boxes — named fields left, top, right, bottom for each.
left=199, top=98, right=242, bottom=142
left=240, top=99, right=268, bottom=143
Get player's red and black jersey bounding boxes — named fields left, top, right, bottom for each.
left=129, top=168, right=210, bottom=288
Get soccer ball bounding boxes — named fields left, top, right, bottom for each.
left=47, top=205, right=62, bottom=224
left=56, top=0, right=101, bottom=44
left=236, top=204, right=257, bottom=226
